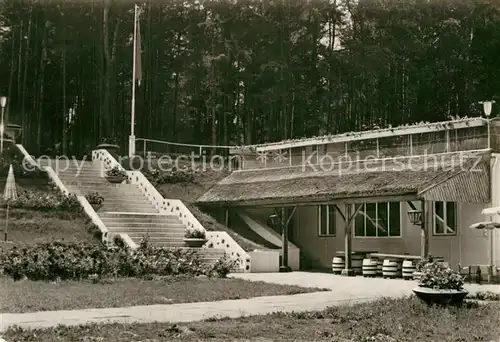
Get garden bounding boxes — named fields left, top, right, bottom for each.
left=0, top=189, right=324, bottom=314
left=3, top=295, right=500, bottom=341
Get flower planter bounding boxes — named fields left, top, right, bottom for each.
left=184, top=238, right=208, bottom=248
left=413, top=286, right=468, bottom=306
left=90, top=204, right=102, bottom=211
left=106, top=176, right=126, bottom=184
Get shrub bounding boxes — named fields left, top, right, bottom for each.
left=86, top=222, right=103, bottom=241
left=112, top=234, right=125, bottom=248
left=7, top=190, right=81, bottom=213
left=418, top=260, right=465, bottom=291
left=0, top=149, right=47, bottom=179
left=85, top=192, right=104, bottom=206
left=206, top=254, right=238, bottom=278
left=185, top=228, right=206, bottom=239
left=0, top=239, right=219, bottom=281
left=147, top=167, right=195, bottom=184
left=416, top=254, right=440, bottom=272
left=105, top=165, right=127, bottom=178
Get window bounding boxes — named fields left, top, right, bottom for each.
left=354, top=202, right=401, bottom=237
left=318, top=204, right=336, bottom=236
left=433, top=201, right=457, bottom=235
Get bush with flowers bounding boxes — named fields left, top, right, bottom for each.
left=418, top=260, right=465, bottom=291
left=0, top=237, right=232, bottom=281
left=6, top=189, right=81, bottom=213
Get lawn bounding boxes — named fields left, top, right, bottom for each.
left=0, top=277, right=327, bottom=313
left=0, top=209, right=96, bottom=252
left=3, top=297, right=499, bottom=341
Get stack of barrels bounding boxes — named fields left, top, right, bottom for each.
left=331, top=254, right=365, bottom=275
left=382, top=259, right=402, bottom=278
left=362, top=258, right=378, bottom=277
left=376, top=259, right=383, bottom=276
left=402, top=260, right=417, bottom=280
left=352, top=254, right=363, bottom=275
left=332, top=256, right=344, bottom=274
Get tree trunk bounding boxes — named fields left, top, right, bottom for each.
left=36, top=19, right=49, bottom=154
left=210, top=36, right=217, bottom=155
left=62, top=45, right=68, bottom=155
left=7, top=21, right=18, bottom=124
left=21, top=8, right=32, bottom=144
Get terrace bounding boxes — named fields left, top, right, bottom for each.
left=229, top=117, right=500, bottom=171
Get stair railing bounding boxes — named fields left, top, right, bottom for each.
left=16, top=144, right=111, bottom=246
left=91, top=148, right=251, bottom=272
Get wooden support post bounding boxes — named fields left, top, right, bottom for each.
left=420, top=200, right=429, bottom=258
left=225, top=207, right=229, bottom=227
left=342, top=204, right=355, bottom=276
left=280, top=207, right=291, bottom=272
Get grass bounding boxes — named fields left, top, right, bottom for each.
left=3, top=297, right=499, bottom=341
left=0, top=277, right=327, bottom=313
left=0, top=208, right=97, bottom=252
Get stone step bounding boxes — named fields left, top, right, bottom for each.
left=136, top=240, right=185, bottom=247
left=125, top=234, right=185, bottom=240
left=105, top=225, right=185, bottom=231
left=100, top=197, right=152, bottom=202
left=99, top=213, right=175, bottom=219
left=99, top=202, right=156, bottom=207
left=99, top=209, right=159, bottom=214
left=101, top=220, right=181, bottom=226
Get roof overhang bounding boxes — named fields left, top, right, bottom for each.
left=197, top=151, right=491, bottom=207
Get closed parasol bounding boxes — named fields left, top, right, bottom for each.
left=3, top=164, right=17, bottom=241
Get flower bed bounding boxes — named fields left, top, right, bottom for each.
left=4, top=189, right=81, bottom=213
left=0, top=238, right=236, bottom=281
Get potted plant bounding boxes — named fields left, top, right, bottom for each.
left=413, top=260, right=468, bottom=306
left=85, top=192, right=104, bottom=211
left=183, top=228, right=207, bottom=248
left=105, top=165, right=128, bottom=183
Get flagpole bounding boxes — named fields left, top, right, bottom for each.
left=129, top=4, right=138, bottom=158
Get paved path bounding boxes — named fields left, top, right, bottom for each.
left=1, top=272, right=499, bottom=332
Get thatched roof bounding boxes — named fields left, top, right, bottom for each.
left=197, top=151, right=491, bottom=206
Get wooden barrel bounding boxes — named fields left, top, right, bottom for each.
left=352, top=254, right=363, bottom=275
left=382, top=259, right=402, bottom=278
left=362, top=258, right=378, bottom=277
left=402, top=260, right=416, bottom=279
left=332, top=257, right=344, bottom=274
left=376, top=259, right=383, bottom=276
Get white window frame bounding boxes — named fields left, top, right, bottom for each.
left=433, top=201, right=457, bottom=236
left=353, top=202, right=402, bottom=238
left=318, top=204, right=336, bottom=237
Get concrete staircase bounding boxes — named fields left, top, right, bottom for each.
left=38, top=159, right=185, bottom=247
left=100, top=213, right=185, bottom=247
left=17, top=147, right=249, bottom=272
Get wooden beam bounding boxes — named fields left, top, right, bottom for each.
left=421, top=200, right=429, bottom=258
left=223, top=194, right=419, bottom=208
left=281, top=207, right=289, bottom=271
left=332, top=204, right=346, bottom=222
left=407, top=201, right=417, bottom=211
left=285, top=206, right=297, bottom=226
left=341, top=204, right=355, bottom=276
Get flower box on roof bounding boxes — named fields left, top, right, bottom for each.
left=250, top=118, right=486, bottom=152
left=230, top=117, right=490, bottom=171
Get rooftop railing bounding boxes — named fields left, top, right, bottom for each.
left=133, top=117, right=499, bottom=172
